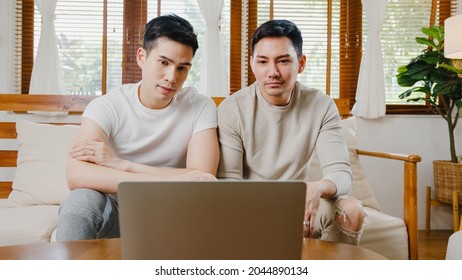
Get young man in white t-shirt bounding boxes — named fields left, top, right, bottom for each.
left=57, top=14, right=219, bottom=241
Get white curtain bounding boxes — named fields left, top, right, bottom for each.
left=197, top=0, right=229, bottom=97
left=29, top=0, right=66, bottom=95
left=351, top=0, right=387, bottom=119
left=0, top=1, right=14, bottom=93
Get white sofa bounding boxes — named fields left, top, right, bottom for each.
left=0, top=102, right=419, bottom=259
left=0, top=119, right=79, bottom=245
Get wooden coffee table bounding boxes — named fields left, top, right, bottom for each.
left=0, top=238, right=386, bottom=260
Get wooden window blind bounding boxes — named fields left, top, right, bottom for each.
left=122, top=0, right=146, bottom=84
left=238, top=0, right=362, bottom=99
left=120, top=0, right=232, bottom=92
left=15, top=0, right=34, bottom=94
left=14, top=0, right=123, bottom=95
left=14, top=0, right=457, bottom=111
left=229, top=0, right=243, bottom=93
left=237, top=0, right=456, bottom=107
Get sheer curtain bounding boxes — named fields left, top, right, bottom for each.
left=0, top=1, right=14, bottom=93
left=29, top=0, right=66, bottom=96
left=351, top=0, right=388, bottom=119
left=197, top=0, right=229, bottom=97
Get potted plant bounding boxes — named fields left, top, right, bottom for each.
left=396, top=25, right=462, bottom=204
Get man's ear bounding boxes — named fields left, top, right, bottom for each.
left=249, top=55, right=255, bottom=72
left=136, top=48, right=146, bottom=69
left=298, top=54, right=307, bottom=74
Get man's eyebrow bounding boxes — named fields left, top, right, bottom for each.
left=159, top=55, right=192, bottom=66
left=255, top=54, right=291, bottom=59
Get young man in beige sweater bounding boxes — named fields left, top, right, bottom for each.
left=217, top=19, right=364, bottom=245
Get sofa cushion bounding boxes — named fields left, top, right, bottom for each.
left=8, top=119, right=79, bottom=207
left=360, top=207, right=409, bottom=260
left=309, top=116, right=382, bottom=211
left=0, top=205, right=59, bottom=246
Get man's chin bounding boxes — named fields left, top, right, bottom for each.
left=263, top=88, right=284, bottom=96
left=156, top=89, right=177, bottom=99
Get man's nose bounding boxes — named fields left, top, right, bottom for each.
left=164, top=67, right=176, bottom=83
left=268, top=62, right=280, bottom=77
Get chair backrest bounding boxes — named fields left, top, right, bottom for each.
left=446, top=230, right=462, bottom=260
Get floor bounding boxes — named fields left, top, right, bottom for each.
left=418, top=230, right=453, bottom=260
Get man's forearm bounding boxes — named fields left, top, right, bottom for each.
left=66, top=158, right=166, bottom=194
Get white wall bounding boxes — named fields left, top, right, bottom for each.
left=356, top=115, right=462, bottom=230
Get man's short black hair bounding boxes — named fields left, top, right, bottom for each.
left=251, top=19, right=303, bottom=59
left=143, top=14, right=198, bottom=56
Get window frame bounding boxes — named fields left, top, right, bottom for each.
left=17, top=0, right=455, bottom=114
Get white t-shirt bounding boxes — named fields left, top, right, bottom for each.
left=83, top=82, right=217, bottom=168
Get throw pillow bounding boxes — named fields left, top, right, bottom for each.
left=8, top=119, right=79, bottom=207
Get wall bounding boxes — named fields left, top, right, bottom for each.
left=356, top=115, right=462, bottom=230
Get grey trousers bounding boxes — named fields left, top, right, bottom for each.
left=312, top=195, right=364, bottom=246
left=56, top=188, right=363, bottom=244
left=56, top=188, right=120, bottom=241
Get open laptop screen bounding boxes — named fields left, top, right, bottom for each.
left=118, top=180, right=306, bottom=260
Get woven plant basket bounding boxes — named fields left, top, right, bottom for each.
left=433, top=160, right=462, bottom=204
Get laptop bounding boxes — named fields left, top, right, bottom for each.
left=118, top=180, right=306, bottom=260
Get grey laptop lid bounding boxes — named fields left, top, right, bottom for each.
left=118, top=180, right=306, bottom=260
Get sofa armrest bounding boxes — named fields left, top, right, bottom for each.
left=356, top=149, right=422, bottom=260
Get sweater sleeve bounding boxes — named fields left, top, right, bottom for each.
left=315, top=98, right=353, bottom=197
left=216, top=97, right=244, bottom=180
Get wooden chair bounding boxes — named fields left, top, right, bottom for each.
left=355, top=149, right=421, bottom=259
left=426, top=186, right=460, bottom=232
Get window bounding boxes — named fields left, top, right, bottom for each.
left=14, top=0, right=123, bottom=95
left=242, top=0, right=457, bottom=108
left=252, top=0, right=362, bottom=99
left=146, top=1, right=207, bottom=88
left=51, top=0, right=123, bottom=95
left=122, top=1, right=234, bottom=92
left=366, top=0, right=457, bottom=106
left=14, top=0, right=458, bottom=112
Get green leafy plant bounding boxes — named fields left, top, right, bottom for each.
left=396, top=25, right=462, bottom=163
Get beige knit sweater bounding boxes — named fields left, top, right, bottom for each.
left=217, top=81, right=352, bottom=197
